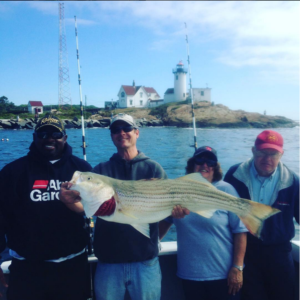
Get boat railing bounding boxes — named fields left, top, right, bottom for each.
left=1, top=240, right=299, bottom=300
left=1, top=239, right=299, bottom=270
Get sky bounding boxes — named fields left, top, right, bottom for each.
left=1, top=1, right=299, bottom=120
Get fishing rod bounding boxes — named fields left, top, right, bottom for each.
left=74, top=16, right=87, bottom=161
left=74, top=17, right=94, bottom=300
left=185, top=22, right=198, bottom=151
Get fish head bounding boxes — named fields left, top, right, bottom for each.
left=69, top=171, right=116, bottom=214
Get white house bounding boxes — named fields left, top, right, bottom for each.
left=116, top=81, right=161, bottom=108
left=28, top=101, right=43, bottom=114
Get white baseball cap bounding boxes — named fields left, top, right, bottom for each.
left=110, top=113, right=138, bottom=129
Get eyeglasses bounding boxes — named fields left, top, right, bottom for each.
left=194, top=158, right=217, bottom=167
left=110, top=125, right=134, bottom=135
left=35, top=131, right=65, bottom=139
left=254, top=150, right=282, bottom=159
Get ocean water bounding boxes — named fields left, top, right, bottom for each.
left=0, top=126, right=299, bottom=242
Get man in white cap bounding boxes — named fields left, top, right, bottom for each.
left=224, top=130, right=299, bottom=300
left=60, top=113, right=167, bottom=300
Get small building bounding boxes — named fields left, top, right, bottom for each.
left=117, top=81, right=160, bottom=108
left=148, top=99, right=164, bottom=108
left=191, top=88, right=212, bottom=102
left=28, top=101, right=43, bottom=114
left=104, top=101, right=118, bottom=110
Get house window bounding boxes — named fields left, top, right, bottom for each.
left=121, top=92, right=125, bottom=97
left=176, top=75, right=178, bottom=80
left=130, top=100, right=133, bottom=105
left=201, top=91, right=204, bottom=96
left=183, top=93, right=185, bottom=97
left=140, top=92, right=143, bottom=97
left=140, top=100, right=143, bottom=106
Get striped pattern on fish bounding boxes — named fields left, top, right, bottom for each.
left=70, top=171, right=280, bottom=239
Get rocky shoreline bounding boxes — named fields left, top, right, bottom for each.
left=0, top=103, right=298, bottom=130
left=0, top=117, right=164, bottom=130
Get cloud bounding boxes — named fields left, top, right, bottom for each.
left=23, top=1, right=299, bottom=84
left=27, top=1, right=58, bottom=15
left=148, top=39, right=176, bottom=52
left=90, top=1, right=299, bottom=84
left=65, top=17, right=97, bottom=26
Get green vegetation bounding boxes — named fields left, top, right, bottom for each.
left=0, top=96, right=16, bottom=113
left=0, top=96, right=102, bottom=119
left=113, top=107, right=147, bottom=115
left=149, top=100, right=188, bottom=117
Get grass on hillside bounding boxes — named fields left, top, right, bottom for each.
left=149, top=100, right=188, bottom=117
left=0, top=109, right=92, bottom=120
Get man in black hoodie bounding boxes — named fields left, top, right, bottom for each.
left=0, top=113, right=92, bottom=300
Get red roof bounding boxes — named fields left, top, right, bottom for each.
left=144, top=87, right=157, bottom=94
left=29, top=101, right=43, bottom=107
left=122, top=85, right=160, bottom=97
left=122, top=85, right=136, bottom=95
left=177, top=61, right=184, bottom=66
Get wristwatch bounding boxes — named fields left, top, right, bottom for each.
left=233, top=264, right=244, bottom=271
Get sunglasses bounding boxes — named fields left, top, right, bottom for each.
left=35, top=131, right=65, bottom=139
left=110, top=125, right=134, bottom=135
left=194, top=158, right=217, bottom=167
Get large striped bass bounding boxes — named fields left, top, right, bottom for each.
left=69, top=171, right=280, bottom=239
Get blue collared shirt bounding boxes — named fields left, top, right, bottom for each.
left=249, top=160, right=280, bottom=206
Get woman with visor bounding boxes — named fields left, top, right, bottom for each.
left=159, top=146, right=247, bottom=300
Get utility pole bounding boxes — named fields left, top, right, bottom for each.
left=58, top=2, right=72, bottom=109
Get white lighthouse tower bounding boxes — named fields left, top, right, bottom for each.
left=173, top=61, right=187, bottom=101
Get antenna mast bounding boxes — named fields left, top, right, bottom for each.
left=185, top=22, right=197, bottom=151
left=74, top=16, right=87, bottom=161
left=58, top=3, right=72, bottom=109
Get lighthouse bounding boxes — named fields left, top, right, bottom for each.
left=173, top=61, right=187, bottom=101
left=164, top=61, right=212, bottom=105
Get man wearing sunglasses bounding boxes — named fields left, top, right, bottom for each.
left=60, top=113, right=168, bottom=300
left=224, top=130, right=299, bottom=300
left=0, top=113, right=92, bottom=300
left=92, top=113, right=168, bottom=300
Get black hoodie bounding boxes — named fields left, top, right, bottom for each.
left=0, top=142, right=92, bottom=261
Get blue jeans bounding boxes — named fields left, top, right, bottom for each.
left=94, top=257, right=161, bottom=300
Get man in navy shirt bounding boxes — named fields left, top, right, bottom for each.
left=224, top=130, right=299, bottom=300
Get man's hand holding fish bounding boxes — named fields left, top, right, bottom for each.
left=60, top=182, right=85, bottom=214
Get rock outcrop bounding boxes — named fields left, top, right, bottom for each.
left=160, top=103, right=298, bottom=128
left=0, top=103, right=298, bottom=130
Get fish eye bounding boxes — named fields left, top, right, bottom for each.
left=87, top=177, right=91, bottom=181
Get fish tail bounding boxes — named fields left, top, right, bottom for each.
left=238, top=200, right=280, bottom=238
